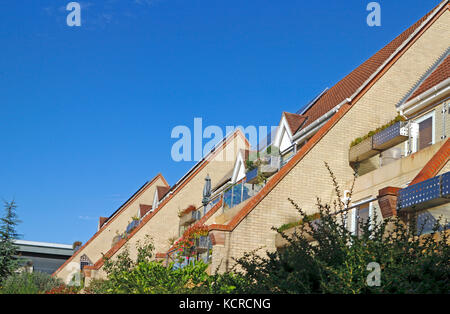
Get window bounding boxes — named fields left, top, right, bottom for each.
left=351, top=201, right=374, bottom=237
left=413, top=111, right=435, bottom=152
left=80, top=254, right=93, bottom=270
left=415, top=206, right=450, bottom=235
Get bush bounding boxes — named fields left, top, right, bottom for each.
left=0, top=271, right=63, bottom=294
left=226, top=164, right=450, bottom=294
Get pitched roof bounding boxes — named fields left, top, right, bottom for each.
left=209, top=1, right=449, bottom=233
left=407, top=53, right=450, bottom=101
left=283, top=112, right=307, bottom=135
left=298, top=1, right=444, bottom=132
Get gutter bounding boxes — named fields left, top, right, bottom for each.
left=398, top=78, right=450, bottom=116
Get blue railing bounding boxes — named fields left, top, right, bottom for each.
left=246, top=168, right=258, bottom=183
left=126, top=220, right=140, bottom=234
left=398, top=171, right=450, bottom=211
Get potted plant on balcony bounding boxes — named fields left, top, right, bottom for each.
left=179, top=205, right=199, bottom=226
left=349, top=115, right=407, bottom=163
left=173, top=224, right=209, bottom=261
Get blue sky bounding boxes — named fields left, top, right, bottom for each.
left=0, top=0, right=442, bottom=245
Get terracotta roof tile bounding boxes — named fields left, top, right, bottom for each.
left=157, top=186, right=171, bottom=201
left=284, top=112, right=307, bottom=134
left=139, top=204, right=152, bottom=217
left=301, top=3, right=441, bottom=129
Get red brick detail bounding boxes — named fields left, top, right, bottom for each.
left=82, top=269, right=91, bottom=278
left=410, top=139, right=450, bottom=186
left=378, top=187, right=401, bottom=219
left=209, top=230, right=226, bottom=246
left=155, top=253, right=167, bottom=259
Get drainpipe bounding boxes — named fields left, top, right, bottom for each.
left=442, top=102, right=447, bottom=140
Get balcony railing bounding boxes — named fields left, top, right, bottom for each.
left=373, top=121, right=409, bottom=150
left=195, top=236, right=211, bottom=253
left=246, top=168, right=259, bottom=184
left=398, top=171, right=450, bottom=211
left=349, top=121, right=410, bottom=163
left=126, top=220, right=140, bottom=234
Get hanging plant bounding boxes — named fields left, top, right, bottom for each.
left=172, top=224, right=209, bottom=258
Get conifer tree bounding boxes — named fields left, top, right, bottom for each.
left=0, top=201, right=21, bottom=282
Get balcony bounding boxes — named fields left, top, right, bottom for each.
left=349, top=137, right=379, bottom=163
left=398, top=171, right=450, bottom=212
left=194, top=236, right=210, bottom=253
left=126, top=220, right=140, bottom=234
left=349, top=119, right=409, bottom=163
left=260, top=156, right=281, bottom=176
left=373, top=121, right=409, bottom=150
left=246, top=168, right=259, bottom=184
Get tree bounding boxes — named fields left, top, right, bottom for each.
left=0, top=201, right=21, bottom=282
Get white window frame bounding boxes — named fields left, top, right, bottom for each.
left=351, top=198, right=374, bottom=236
left=411, top=110, right=436, bottom=153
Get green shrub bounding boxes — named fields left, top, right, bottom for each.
left=0, top=271, right=63, bottom=294
left=226, top=164, right=449, bottom=294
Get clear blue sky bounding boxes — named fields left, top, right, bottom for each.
left=0, top=0, right=441, bottom=245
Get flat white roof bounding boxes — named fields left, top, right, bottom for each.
left=14, top=240, right=73, bottom=250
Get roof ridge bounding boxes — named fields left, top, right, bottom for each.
left=299, top=0, right=446, bottom=128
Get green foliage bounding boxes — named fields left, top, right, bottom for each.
left=88, top=236, right=239, bottom=294
left=0, top=201, right=21, bottom=282
left=0, top=271, right=63, bottom=294
left=277, top=212, right=322, bottom=233
left=350, top=114, right=406, bottom=147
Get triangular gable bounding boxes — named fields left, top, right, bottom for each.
left=273, top=114, right=294, bottom=153
left=231, top=150, right=248, bottom=184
